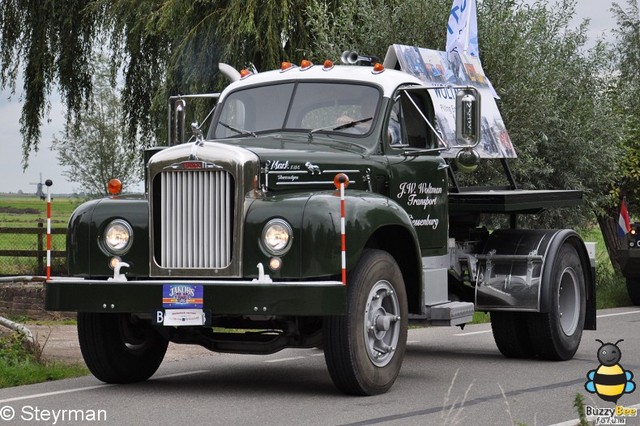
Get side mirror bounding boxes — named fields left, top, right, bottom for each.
left=173, top=99, right=187, bottom=146
left=455, top=87, right=481, bottom=172
left=455, top=87, right=481, bottom=147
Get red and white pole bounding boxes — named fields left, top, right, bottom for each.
left=45, top=179, right=53, bottom=281
left=333, top=174, right=349, bottom=285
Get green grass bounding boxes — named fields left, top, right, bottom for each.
left=0, top=195, right=81, bottom=228
left=0, top=195, right=82, bottom=274
left=0, top=331, right=87, bottom=388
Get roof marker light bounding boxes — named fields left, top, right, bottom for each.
left=300, top=59, right=313, bottom=70
left=323, top=59, right=334, bottom=71
left=372, top=63, right=385, bottom=74
left=280, top=61, right=295, bottom=72
left=239, top=69, right=253, bottom=79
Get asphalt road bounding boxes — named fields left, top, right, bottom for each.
left=2, top=307, right=640, bottom=426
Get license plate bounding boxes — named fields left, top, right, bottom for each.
left=155, top=308, right=206, bottom=326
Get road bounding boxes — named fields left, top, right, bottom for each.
left=1, top=307, right=640, bottom=425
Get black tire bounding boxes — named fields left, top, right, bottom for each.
left=527, top=243, right=586, bottom=360
left=490, top=311, right=534, bottom=358
left=626, top=278, right=640, bottom=306
left=78, top=312, right=169, bottom=383
left=323, top=249, right=408, bottom=395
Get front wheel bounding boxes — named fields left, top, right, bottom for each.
left=323, top=249, right=408, bottom=395
left=626, top=278, right=640, bottom=306
left=78, top=312, right=169, bottom=383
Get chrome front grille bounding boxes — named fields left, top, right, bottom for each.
left=159, top=170, right=233, bottom=268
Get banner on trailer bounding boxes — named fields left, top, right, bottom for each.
left=384, top=44, right=516, bottom=159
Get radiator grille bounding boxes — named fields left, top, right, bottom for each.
left=159, top=170, right=233, bottom=268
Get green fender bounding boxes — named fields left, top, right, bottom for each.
left=242, top=190, right=422, bottom=284
left=66, top=196, right=149, bottom=278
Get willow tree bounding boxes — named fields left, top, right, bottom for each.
left=0, top=0, right=626, bottom=237
left=0, top=0, right=320, bottom=167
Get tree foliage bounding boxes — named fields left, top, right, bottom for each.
left=0, top=0, right=631, bottom=232
left=612, top=0, right=640, bottom=207
left=0, top=0, right=100, bottom=166
left=51, top=58, right=142, bottom=196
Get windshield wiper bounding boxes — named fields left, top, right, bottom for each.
left=218, top=121, right=257, bottom=137
left=308, top=117, right=373, bottom=141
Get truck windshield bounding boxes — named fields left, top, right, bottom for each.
left=209, top=82, right=380, bottom=140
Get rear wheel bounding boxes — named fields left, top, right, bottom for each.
left=626, top=278, right=640, bottom=306
left=78, top=312, right=168, bottom=383
left=323, top=249, right=408, bottom=395
left=528, top=243, right=586, bottom=360
left=490, top=311, right=533, bottom=358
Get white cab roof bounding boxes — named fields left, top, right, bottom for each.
left=219, top=64, right=424, bottom=101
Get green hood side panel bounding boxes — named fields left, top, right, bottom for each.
left=242, top=190, right=421, bottom=281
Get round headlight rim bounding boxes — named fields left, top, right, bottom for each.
left=102, top=219, right=134, bottom=255
left=261, top=218, right=293, bottom=256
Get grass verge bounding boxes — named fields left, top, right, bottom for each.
left=0, top=331, right=87, bottom=389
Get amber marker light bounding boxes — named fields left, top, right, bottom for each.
left=239, top=69, right=252, bottom=78
left=269, top=257, right=282, bottom=271
left=280, top=61, right=294, bottom=71
left=372, top=63, right=385, bottom=74
left=107, top=178, right=122, bottom=195
left=300, top=59, right=313, bottom=70
left=323, top=59, right=334, bottom=71
left=109, top=256, right=122, bottom=270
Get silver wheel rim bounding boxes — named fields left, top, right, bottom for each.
left=363, top=280, right=401, bottom=367
left=558, top=267, right=579, bottom=336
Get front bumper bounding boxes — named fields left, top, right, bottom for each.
left=45, top=279, right=346, bottom=316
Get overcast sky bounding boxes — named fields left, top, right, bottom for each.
left=0, top=0, right=623, bottom=194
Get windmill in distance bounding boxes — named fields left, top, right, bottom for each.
left=29, top=173, right=45, bottom=200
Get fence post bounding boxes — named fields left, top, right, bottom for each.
left=37, top=221, right=44, bottom=275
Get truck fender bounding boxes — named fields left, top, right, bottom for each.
left=476, top=229, right=595, bottom=330
left=539, top=230, right=595, bottom=330
left=301, top=191, right=422, bottom=292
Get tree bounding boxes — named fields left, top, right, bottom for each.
left=0, top=0, right=323, bottom=165
left=0, top=0, right=627, bottom=233
left=612, top=0, right=640, bottom=204
left=307, top=0, right=622, bottom=228
left=51, top=58, right=141, bottom=196
left=592, top=0, right=640, bottom=268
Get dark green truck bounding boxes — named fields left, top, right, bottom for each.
left=46, top=46, right=595, bottom=395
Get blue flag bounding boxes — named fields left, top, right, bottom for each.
left=446, top=0, right=479, bottom=57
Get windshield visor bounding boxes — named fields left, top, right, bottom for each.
left=210, top=82, right=380, bottom=139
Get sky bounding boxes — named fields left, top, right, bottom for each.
left=0, top=0, right=624, bottom=195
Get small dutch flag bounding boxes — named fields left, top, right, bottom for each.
left=618, top=198, right=632, bottom=238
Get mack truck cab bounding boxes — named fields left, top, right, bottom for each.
left=46, top=45, right=595, bottom=396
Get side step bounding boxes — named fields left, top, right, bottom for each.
left=426, top=301, right=475, bottom=326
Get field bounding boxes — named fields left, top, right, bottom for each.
left=0, top=195, right=81, bottom=229
left=0, top=195, right=83, bottom=275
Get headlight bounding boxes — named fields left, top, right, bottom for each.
left=103, top=219, right=133, bottom=255
left=262, top=219, right=293, bottom=255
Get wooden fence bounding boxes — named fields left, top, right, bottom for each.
left=0, top=223, right=66, bottom=275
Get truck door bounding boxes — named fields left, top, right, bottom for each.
left=386, top=88, right=448, bottom=254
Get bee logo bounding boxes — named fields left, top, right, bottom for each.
left=585, top=339, right=636, bottom=403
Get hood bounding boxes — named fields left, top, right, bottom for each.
left=239, top=135, right=384, bottom=192
left=148, top=135, right=387, bottom=193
